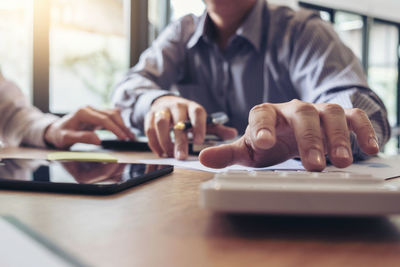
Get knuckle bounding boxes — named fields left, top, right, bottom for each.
left=145, top=127, right=156, bottom=138
left=250, top=103, right=274, bottom=116
left=349, top=108, right=366, bottom=118
left=251, top=103, right=270, bottom=111
left=175, top=102, right=187, bottom=110
left=289, top=99, right=302, bottom=105
left=330, top=129, right=350, bottom=143
left=155, top=117, right=169, bottom=128
left=300, top=129, right=323, bottom=144
left=75, top=107, right=87, bottom=116
left=193, top=105, right=206, bottom=117
left=294, top=103, right=318, bottom=117
left=98, top=114, right=107, bottom=121
left=321, top=104, right=344, bottom=116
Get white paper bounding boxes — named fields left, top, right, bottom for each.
left=140, top=156, right=305, bottom=173
left=141, top=154, right=400, bottom=180
left=0, top=218, right=73, bottom=267
left=324, top=154, right=400, bottom=180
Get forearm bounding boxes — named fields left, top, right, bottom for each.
left=0, top=80, right=58, bottom=147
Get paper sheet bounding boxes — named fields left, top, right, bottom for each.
left=140, top=154, right=400, bottom=180
left=324, top=154, right=400, bottom=180
left=140, top=157, right=305, bottom=173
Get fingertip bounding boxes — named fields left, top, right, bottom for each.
left=127, top=131, right=136, bottom=140
left=367, top=137, right=380, bottom=154
left=88, top=133, right=102, bottom=145
left=226, top=128, right=238, bottom=140
left=175, top=150, right=188, bottom=160
left=302, top=148, right=326, bottom=172
left=253, top=128, right=275, bottom=149
left=199, top=145, right=233, bottom=169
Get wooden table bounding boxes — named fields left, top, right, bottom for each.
left=1, top=147, right=400, bottom=267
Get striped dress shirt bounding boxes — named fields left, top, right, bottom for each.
left=113, top=0, right=390, bottom=159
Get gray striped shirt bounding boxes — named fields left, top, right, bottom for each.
left=113, top=0, right=390, bottom=158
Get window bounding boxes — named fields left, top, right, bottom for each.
left=49, top=0, right=129, bottom=113
left=169, top=0, right=205, bottom=22
left=0, top=0, right=33, bottom=99
left=148, top=0, right=205, bottom=44
left=334, top=12, right=364, bottom=61
left=319, top=10, right=332, bottom=22
left=368, top=21, right=399, bottom=153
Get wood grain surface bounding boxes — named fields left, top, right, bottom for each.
left=1, top=147, right=400, bottom=267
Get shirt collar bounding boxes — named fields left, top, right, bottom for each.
left=187, top=11, right=210, bottom=49
left=187, top=0, right=265, bottom=52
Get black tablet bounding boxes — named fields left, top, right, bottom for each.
left=0, top=158, right=173, bottom=195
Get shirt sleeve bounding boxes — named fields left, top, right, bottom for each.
left=112, top=15, right=195, bottom=131
left=0, top=79, right=58, bottom=148
left=287, top=12, right=391, bottom=157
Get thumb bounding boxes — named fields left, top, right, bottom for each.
left=58, top=131, right=101, bottom=148
left=199, top=138, right=249, bottom=168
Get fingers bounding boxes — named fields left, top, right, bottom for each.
left=187, top=104, right=207, bottom=145
left=317, top=103, right=352, bottom=168
left=148, top=96, right=209, bottom=160
left=74, top=107, right=134, bottom=140
left=200, top=100, right=378, bottom=172
left=280, top=101, right=326, bottom=171
left=56, top=131, right=101, bottom=149
left=345, top=108, right=379, bottom=155
left=248, top=104, right=277, bottom=150
left=89, top=107, right=136, bottom=140
left=153, top=109, right=174, bottom=157
left=144, top=111, right=166, bottom=157
left=170, top=103, right=189, bottom=160
left=199, top=138, right=247, bottom=168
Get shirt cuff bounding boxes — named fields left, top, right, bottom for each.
left=22, top=114, right=59, bottom=148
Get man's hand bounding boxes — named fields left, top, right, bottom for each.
left=146, top=96, right=237, bottom=159
left=61, top=161, right=126, bottom=184
left=199, top=100, right=379, bottom=171
left=44, top=106, right=135, bottom=149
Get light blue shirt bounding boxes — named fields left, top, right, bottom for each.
left=113, top=0, right=390, bottom=157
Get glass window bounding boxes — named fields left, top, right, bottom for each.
left=49, top=0, right=129, bottom=113
left=170, top=0, right=205, bottom=22
left=368, top=21, right=399, bottom=153
left=0, top=0, right=33, bottom=99
left=148, top=0, right=205, bottom=44
left=334, top=12, right=363, bottom=60
left=319, top=10, right=331, bottom=22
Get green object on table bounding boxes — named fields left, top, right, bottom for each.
left=47, top=152, right=118, bottom=162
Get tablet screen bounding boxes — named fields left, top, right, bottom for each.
left=0, top=158, right=173, bottom=194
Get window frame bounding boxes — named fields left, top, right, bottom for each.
left=31, top=0, right=149, bottom=114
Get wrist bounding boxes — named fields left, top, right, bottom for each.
left=43, top=123, right=56, bottom=148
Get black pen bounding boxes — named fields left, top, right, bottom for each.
left=173, top=112, right=229, bottom=131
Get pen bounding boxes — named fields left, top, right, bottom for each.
left=173, top=112, right=229, bottom=131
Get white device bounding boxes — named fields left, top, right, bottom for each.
left=199, top=170, right=400, bottom=216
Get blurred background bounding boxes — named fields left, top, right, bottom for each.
left=0, top=0, right=399, bottom=151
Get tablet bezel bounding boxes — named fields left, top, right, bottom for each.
left=0, top=159, right=173, bottom=195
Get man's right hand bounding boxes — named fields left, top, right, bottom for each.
left=145, top=96, right=237, bottom=159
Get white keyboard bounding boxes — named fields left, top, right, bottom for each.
left=199, top=170, right=400, bottom=216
